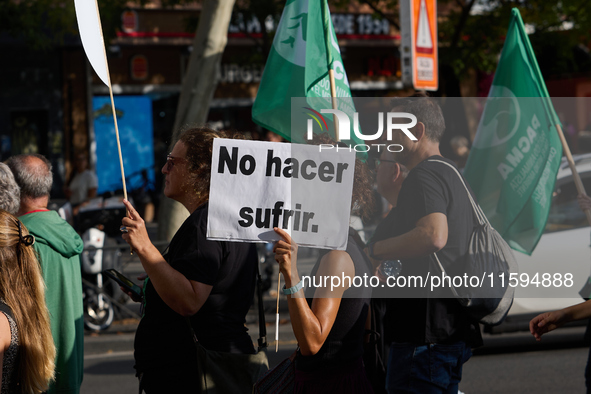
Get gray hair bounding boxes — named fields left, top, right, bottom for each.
left=6, top=154, right=53, bottom=199
left=390, top=92, right=446, bottom=143
left=0, top=162, right=21, bottom=215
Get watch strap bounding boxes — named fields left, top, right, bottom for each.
left=282, top=280, right=303, bottom=295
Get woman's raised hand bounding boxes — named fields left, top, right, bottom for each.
left=273, top=227, right=298, bottom=280
left=121, top=199, right=152, bottom=255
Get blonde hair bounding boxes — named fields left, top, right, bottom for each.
left=0, top=209, right=55, bottom=393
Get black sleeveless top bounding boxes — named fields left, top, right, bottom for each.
left=0, top=300, right=18, bottom=394
left=295, top=228, right=372, bottom=371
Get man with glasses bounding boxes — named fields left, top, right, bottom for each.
left=367, top=93, right=482, bottom=394
left=363, top=151, right=408, bottom=394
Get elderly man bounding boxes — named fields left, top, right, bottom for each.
left=6, top=154, right=84, bottom=394
left=367, top=94, right=482, bottom=394
left=0, top=162, right=20, bottom=214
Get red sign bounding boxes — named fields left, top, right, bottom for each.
left=130, top=55, right=148, bottom=80
left=411, top=0, right=438, bottom=91
left=121, top=10, right=138, bottom=34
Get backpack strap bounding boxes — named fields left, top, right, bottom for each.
left=426, top=159, right=485, bottom=301
left=427, top=159, right=489, bottom=227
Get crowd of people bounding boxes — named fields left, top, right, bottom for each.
left=1, top=93, right=589, bottom=394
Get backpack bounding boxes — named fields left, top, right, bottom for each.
left=429, top=159, right=518, bottom=326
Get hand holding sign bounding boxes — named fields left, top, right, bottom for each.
left=273, top=227, right=299, bottom=280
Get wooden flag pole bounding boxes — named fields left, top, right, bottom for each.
left=91, top=0, right=127, bottom=204
left=275, top=273, right=281, bottom=352
left=107, top=85, right=128, bottom=203
left=328, top=69, right=340, bottom=141
left=555, top=123, right=591, bottom=225
left=90, top=0, right=130, bottom=255
left=106, top=72, right=132, bottom=257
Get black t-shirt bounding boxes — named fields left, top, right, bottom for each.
left=374, top=156, right=482, bottom=346
left=134, top=203, right=258, bottom=373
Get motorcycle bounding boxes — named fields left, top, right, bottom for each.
left=75, top=196, right=128, bottom=331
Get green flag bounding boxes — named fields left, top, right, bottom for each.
left=252, top=0, right=360, bottom=146
left=463, top=8, right=563, bottom=255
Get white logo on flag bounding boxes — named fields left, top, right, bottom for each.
left=273, top=0, right=308, bottom=67
left=473, top=85, right=522, bottom=149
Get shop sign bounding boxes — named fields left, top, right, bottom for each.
left=121, top=10, right=138, bottom=33
left=218, top=64, right=264, bottom=84
left=130, top=55, right=148, bottom=80
left=228, top=12, right=391, bottom=37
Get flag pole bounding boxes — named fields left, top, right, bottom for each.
left=92, top=0, right=127, bottom=204
left=322, top=0, right=340, bottom=142
left=107, top=86, right=128, bottom=203
left=328, top=70, right=340, bottom=141
left=91, top=0, right=130, bottom=255
left=555, top=123, right=591, bottom=225
left=275, top=273, right=281, bottom=352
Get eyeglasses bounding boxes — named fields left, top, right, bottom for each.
left=165, top=154, right=186, bottom=172
left=368, top=157, right=397, bottom=171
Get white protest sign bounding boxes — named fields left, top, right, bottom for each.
left=207, top=139, right=356, bottom=250
left=74, top=0, right=110, bottom=86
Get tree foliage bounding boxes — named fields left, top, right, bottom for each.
left=2, top=0, right=590, bottom=78
left=333, top=0, right=591, bottom=80
left=0, top=0, right=156, bottom=49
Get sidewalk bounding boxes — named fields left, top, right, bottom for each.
left=84, top=289, right=299, bottom=367
left=84, top=230, right=306, bottom=368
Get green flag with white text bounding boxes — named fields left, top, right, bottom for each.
left=463, top=8, right=563, bottom=255
left=252, top=0, right=360, bottom=146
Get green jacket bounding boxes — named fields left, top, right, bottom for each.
left=20, top=211, right=84, bottom=394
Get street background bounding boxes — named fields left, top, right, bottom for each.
left=80, top=222, right=591, bottom=393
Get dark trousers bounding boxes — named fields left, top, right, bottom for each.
left=385, top=341, right=471, bottom=394
left=138, top=363, right=200, bottom=394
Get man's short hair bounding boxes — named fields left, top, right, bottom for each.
left=0, top=162, right=21, bottom=215
left=390, top=92, right=446, bottom=142
left=6, top=154, right=53, bottom=199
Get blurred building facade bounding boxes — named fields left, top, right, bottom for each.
left=2, top=2, right=591, bottom=196
left=0, top=3, right=406, bottom=196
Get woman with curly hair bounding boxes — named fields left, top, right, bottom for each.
left=120, top=127, right=262, bottom=392
left=0, top=209, right=56, bottom=394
